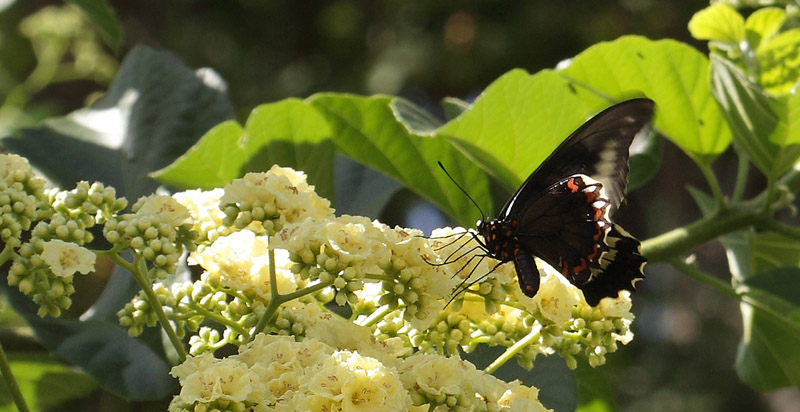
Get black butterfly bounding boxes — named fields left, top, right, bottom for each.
left=475, top=98, right=653, bottom=306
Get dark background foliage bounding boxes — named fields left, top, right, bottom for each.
left=2, top=0, right=798, bottom=411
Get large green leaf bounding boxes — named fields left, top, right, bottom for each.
left=559, top=36, right=732, bottom=167
left=737, top=268, right=800, bottom=390
left=710, top=56, right=800, bottom=179
left=437, top=69, right=587, bottom=191
left=153, top=98, right=335, bottom=201
left=0, top=354, right=97, bottom=412
left=308, top=93, right=492, bottom=225
left=691, top=187, right=800, bottom=390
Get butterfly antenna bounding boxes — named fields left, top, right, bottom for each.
left=437, top=161, right=486, bottom=220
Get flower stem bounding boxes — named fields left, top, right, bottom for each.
left=109, top=253, right=187, bottom=362
left=484, top=325, right=542, bottom=374
left=0, top=341, right=30, bottom=412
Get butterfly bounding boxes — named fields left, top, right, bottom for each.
left=475, top=98, right=654, bottom=306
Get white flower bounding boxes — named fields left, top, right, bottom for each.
left=176, top=356, right=252, bottom=404
left=135, top=194, right=191, bottom=227
left=190, top=230, right=297, bottom=296
left=40, top=239, right=96, bottom=277
left=527, top=264, right=581, bottom=325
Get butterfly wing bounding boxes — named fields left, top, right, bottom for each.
left=498, top=98, right=655, bottom=220
left=504, top=98, right=653, bottom=305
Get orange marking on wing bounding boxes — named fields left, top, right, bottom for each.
left=567, top=178, right=580, bottom=192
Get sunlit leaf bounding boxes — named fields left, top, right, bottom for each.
left=745, top=7, right=786, bottom=50
left=153, top=98, right=335, bottom=200
left=711, top=56, right=800, bottom=179
left=756, top=29, right=800, bottom=95
left=688, top=3, right=745, bottom=45
left=437, top=69, right=587, bottom=191
left=308, top=93, right=492, bottom=225
left=560, top=36, right=732, bottom=167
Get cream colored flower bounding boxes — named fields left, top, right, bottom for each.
left=40, top=239, right=96, bottom=277
left=190, top=231, right=297, bottom=296
left=222, top=166, right=333, bottom=225
left=175, top=356, right=252, bottom=404
left=524, top=263, right=581, bottom=325
left=398, top=353, right=474, bottom=397
left=173, top=188, right=231, bottom=243
left=135, top=194, right=191, bottom=227
left=497, top=380, right=552, bottom=412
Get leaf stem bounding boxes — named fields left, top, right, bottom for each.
left=641, top=205, right=759, bottom=262
left=0, top=341, right=30, bottom=412
left=732, top=149, right=750, bottom=202
left=699, top=163, right=726, bottom=208
left=668, top=258, right=737, bottom=298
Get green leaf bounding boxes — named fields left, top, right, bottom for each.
left=154, top=98, right=335, bottom=201
left=751, top=231, right=800, bottom=273
left=745, top=7, right=786, bottom=51
left=152, top=121, right=246, bottom=188
left=0, top=354, right=97, bottom=412
left=390, top=97, right=443, bottom=136
left=65, top=0, right=122, bottom=50
left=710, top=56, right=800, bottom=179
left=559, top=35, right=732, bottom=167
left=437, top=69, right=587, bottom=191
left=688, top=3, right=745, bottom=45
left=756, top=28, right=800, bottom=95
left=441, top=97, right=470, bottom=121
left=308, top=93, right=493, bottom=225
left=736, top=268, right=800, bottom=390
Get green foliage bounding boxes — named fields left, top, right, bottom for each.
left=0, top=353, right=96, bottom=412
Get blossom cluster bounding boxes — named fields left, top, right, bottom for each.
left=169, top=332, right=550, bottom=412
left=1, top=154, right=639, bottom=409
left=1, top=155, right=125, bottom=316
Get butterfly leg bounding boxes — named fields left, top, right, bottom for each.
left=513, top=249, right=540, bottom=297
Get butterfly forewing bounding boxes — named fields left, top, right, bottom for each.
left=480, top=98, right=654, bottom=306
left=499, top=98, right=655, bottom=220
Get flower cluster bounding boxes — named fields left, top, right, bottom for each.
left=1, top=155, right=640, bottom=407
left=273, top=215, right=456, bottom=328
left=168, top=333, right=551, bottom=412
left=1, top=155, right=125, bottom=316
left=0, top=154, right=47, bottom=248
left=220, top=166, right=333, bottom=235
left=103, top=195, right=191, bottom=280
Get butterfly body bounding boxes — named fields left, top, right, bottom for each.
left=477, top=98, right=653, bottom=306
